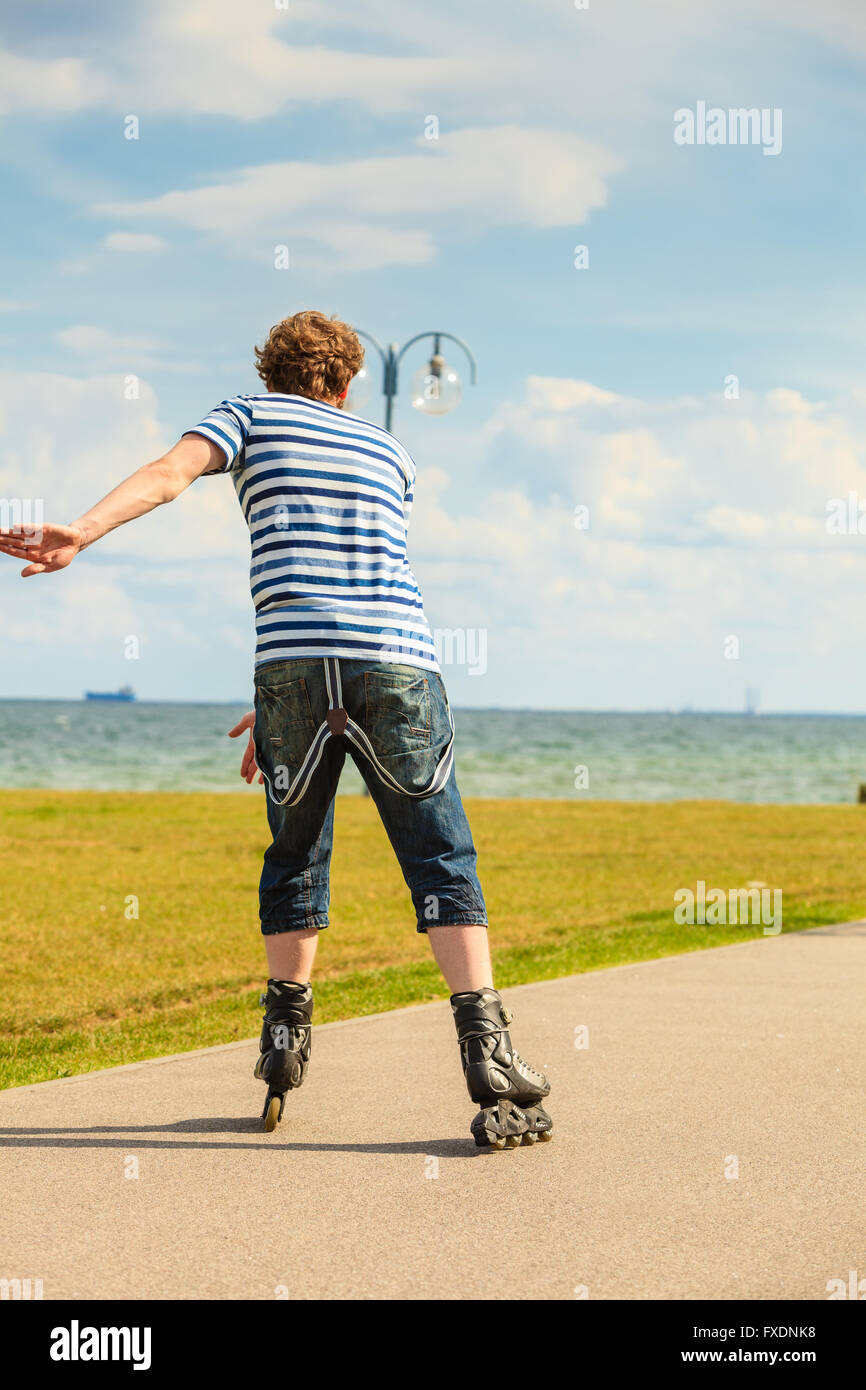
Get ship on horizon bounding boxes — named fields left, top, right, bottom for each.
left=84, top=686, right=136, bottom=703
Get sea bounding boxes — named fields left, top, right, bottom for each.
left=1, top=701, right=866, bottom=802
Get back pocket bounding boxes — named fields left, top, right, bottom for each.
left=254, top=675, right=318, bottom=776
left=364, top=669, right=431, bottom=756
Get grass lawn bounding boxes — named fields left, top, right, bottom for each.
left=1, top=789, right=864, bottom=1089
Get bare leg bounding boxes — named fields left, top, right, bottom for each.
left=265, top=928, right=319, bottom=983
left=427, top=924, right=494, bottom=994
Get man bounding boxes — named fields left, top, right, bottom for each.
left=0, top=310, right=552, bottom=1149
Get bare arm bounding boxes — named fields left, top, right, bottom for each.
left=0, top=433, right=225, bottom=576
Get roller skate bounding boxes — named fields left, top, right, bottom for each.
left=451, top=988, right=553, bottom=1149
left=254, top=979, right=313, bottom=1131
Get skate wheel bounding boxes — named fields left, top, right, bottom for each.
left=488, top=1135, right=506, bottom=1150
left=505, top=1134, right=522, bottom=1148
left=538, top=1128, right=553, bottom=1142
left=263, top=1095, right=282, bottom=1132
left=523, top=1131, right=539, bottom=1145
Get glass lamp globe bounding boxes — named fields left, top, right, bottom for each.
left=410, top=354, right=462, bottom=415
left=345, top=366, right=373, bottom=412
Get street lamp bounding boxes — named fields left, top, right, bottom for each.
left=410, top=353, right=462, bottom=416
left=347, top=330, right=477, bottom=430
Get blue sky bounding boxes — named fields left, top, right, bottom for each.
left=2, top=0, right=866, bottom=709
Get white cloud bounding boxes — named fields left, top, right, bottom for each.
left=0, top=371, right=166, bottom=502
left=2, top=0, right=860, bottom=129
left=0, top=49, right=108, bottom=113
left=406, top=376, right=866, bottom=707
left=0, top=371, right=251, bottom=694
left=3, top=368, right=866, bottom=709
left=59, top=233, right=167, bottom=278
left=103, top=233, right=166, bottom=253
left=471, top=376, right=866, bottom=533
left=0, top=2, right=479, bottom=120
left=93, top=126, right=619, bottom=270
left=53, top=326, right=197, bottom=374
left=0, top=369, right=247, bottom=557
left=57, top=325, right=161, bottom=356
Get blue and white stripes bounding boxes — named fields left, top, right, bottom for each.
left=187, top=393, right=440, bottom=673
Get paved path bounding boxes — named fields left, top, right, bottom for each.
left=2, top=924, right=863, bottom=1300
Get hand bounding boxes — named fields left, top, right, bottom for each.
left=228, top=710, right=263, bottom=785
left=0, top=522, right=85, bottom=576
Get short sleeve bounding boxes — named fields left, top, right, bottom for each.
left=397, top=443, right=417, bottom=521
left=184, top=397, right=252, bottom=473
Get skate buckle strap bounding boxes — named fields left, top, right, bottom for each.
left=459, top=1003, right=514, bottom=1043
left=458, top=1025, right=511, bottom=1044
left=259, top=656, right=454, bottom=808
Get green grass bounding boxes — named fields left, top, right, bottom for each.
left=2, top=790, right=864, bottom=1088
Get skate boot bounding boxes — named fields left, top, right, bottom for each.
left=254, top=979, right=313, bottom=1131
left=451, top=988, right=553, bottom=1149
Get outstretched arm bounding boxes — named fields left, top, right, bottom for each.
left=0, top=432, right=225, bottom=576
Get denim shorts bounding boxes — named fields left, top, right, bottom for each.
left=252, top=658, right=488, bottom=935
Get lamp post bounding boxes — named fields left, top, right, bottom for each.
left=348, top=330, right=477, bottom=430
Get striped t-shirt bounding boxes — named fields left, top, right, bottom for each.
left=187, top=393, right=440, bottom=672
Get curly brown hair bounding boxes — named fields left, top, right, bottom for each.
left=254, top=311, right=364, bottom=403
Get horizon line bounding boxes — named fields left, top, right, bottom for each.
left=2, top=697, right=866, bottom=719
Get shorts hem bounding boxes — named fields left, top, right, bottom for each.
left=260, top=916, right=329, bottom=936
left=416, top=914, right=488, bottom=935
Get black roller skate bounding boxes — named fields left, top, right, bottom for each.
left=254, top=979, right=313, bottom=1132
left=451, top=988, right=553, bottom=1149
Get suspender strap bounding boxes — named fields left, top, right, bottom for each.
left=259, top=657, right=454, bottom=808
